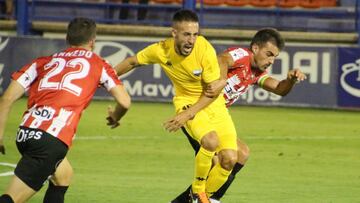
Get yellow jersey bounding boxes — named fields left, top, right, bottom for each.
left=136, top=36, right=220, bottom=100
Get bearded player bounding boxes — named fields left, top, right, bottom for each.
left=171, top=28, right=306, bottom=203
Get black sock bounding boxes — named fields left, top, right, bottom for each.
left=0, top=194, right=14, bottom=203
left=43, top=181, right=69, bottom=203
left=210, top=163, right=244, bottom=200
left=170, top=185, right=191, bottom=203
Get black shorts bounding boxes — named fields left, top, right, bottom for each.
left=15, top=126, right=68, bottom=191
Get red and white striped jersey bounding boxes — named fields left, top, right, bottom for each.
left=223, top=47, right=269, bottom=107
left=11, top=47, right=121, bottom=147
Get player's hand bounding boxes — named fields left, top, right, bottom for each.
left=163, top=111, right=194, bottom=132
left=106, top=106, right=120, bottom=129
left=287, top=68, right=307, bottom=83
left=205, top=79, right=226, bottom=98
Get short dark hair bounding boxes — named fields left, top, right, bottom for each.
left=66, top=17, right=96, bottom=46
left=250, top=28, right=285, bottom=51
left=172, top=9, right=199, bottom=24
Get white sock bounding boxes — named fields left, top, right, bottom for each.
left=209, top=198, right=221, bottom=203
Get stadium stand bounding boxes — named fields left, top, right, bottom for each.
left=277, top=0, right=299, bottom=8
left=0, top=0, right=358, bottom=44
left=250, top=0, right=276, bottom=7
left=202, top=0, right=225, bottom=6
left=224, top=0, right=249, bottom=7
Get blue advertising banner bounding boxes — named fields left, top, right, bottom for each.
left=0, top=35, right=339, bottom=108
left=338, top=48, right=360, bottom=108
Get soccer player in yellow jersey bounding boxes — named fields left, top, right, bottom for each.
left=115, top=9, right=238, bottom=203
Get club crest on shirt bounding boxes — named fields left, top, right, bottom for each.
left=193, top=69, right=202, bottom=76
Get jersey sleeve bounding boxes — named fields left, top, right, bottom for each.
left=100, top=62, right=122, bottom=91
left=136, top=42, right=162, bottom=65
left=11, top=59, right=42, bottom=90
left=227, top=47, right=250, bottom=68
left=200, top=37, right=220, bottom=84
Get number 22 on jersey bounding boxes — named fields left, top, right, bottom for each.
left=38, top=57, right=90, bottom=96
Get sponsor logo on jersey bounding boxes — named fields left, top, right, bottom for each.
left=16, top=128, right=43, bottom=142
left=32, top=106, right=56, bottom=121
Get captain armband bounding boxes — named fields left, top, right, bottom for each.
left=258, top=75, right=270, bottom=88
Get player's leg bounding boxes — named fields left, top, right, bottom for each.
left=0, top=176, right=36, bottom=203
left=181, top=108, right=219, bottom=202
left=205, top=149, right=237, bottom=198
left=205, top=113, right=238, bottom=198
left=170, top=128, right=200, bottom=203
left=210, top=139, right=249, bottom=200
left=171, top=127, right=220, bottom=203
left=172, top=138, right=249, bottom=202
left=43, top=157, right=73, bottom=203
left=192, top=130, right=218, bottom=193
left=1, top=127, right=68, bottom=203
left=182, top=127, right=201, bottom=155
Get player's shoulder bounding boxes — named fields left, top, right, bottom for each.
left=227, top=47, right=250, bottom=61
left=141, top=38, right=171, bottom=57
left=226, top=47, right=250, bottom=54
left=156, top=38, right=172, bottom=51
left=31, top=55, right=53, bottom=65
left=36, top=55, right=52, bottom=60
left=88, top=51, right=111, bottom=66
left=196, top=36, right=211, bottom=46
left=195, top=36, right=214, bottom=52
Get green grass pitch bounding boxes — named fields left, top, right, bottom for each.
left=0, top=98, right=359, bottom=202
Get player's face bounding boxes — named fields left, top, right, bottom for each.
left=172, top=21, right=199, bottom=56
left=252, top=41, right=279, bottom=72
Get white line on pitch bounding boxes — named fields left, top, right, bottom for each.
left=0, top=162, right=16, bottom=168
left=0, top=162, right=16, bottom=177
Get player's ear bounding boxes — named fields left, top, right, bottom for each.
left=89, top=39, right=95, bottom=50
left=171, top=28, right=177, bottom=38
left=252, top=44, right=259, bottom=54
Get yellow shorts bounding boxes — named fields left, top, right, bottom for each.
left=174, top=96, right=237, bottom=152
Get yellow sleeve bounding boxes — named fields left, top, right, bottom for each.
left=200, top=37, right=220, bottom=84
left=136, top=43, right=162, bottom=65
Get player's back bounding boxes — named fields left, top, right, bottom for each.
left=27, top=48, right=104, bottom=109
left=12, top=47, right=120, bottom=146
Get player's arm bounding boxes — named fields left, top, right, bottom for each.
left=205, top=51, right=234, bottom=97
left=114, top=55, right=141, bottom=76
left=164, top=86, right=218, bottom=132
left=262, top=68, right=306, bottom=96
left=106, top=85, right=131, bottom=129
left=0, top=80, right=25, bottom=154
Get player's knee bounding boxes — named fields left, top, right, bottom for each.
left=237, top=140, right=250, bottom=165
left=200, top=131, right=219, bottom=151
left=219, top=149, right=237, bottom=170
left=51, top=161, right=73, bottom=186
left=57, top=167, right=73, bottom=186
